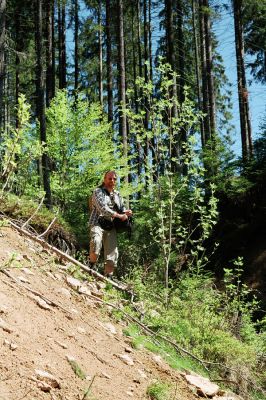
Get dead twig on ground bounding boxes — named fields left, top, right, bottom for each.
left=21, top=197, right=44, bottom=228
left=37, top=215, right=57, bottom=238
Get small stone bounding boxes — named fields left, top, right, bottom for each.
left=36, top=298, right=51, bottom=310
left=101, top=372, right=111, bottom=379
left=103, top=322, right=117, bottom=335
left=37, top=381, right=52, bottom=392
left=66, top=276, right=81, bottom=290
left=117, top=354, right=134, bottom=366
left=78, top=285, right=91, bottom=295
left=57, top=288, right=72, bottom=299
left=55, top=340, right=68, bottom=349
left=22, top=267, right=34, bottom=274
left=35, top=370, right=60, bottom=389
left=152, top=355, right=162, bottom=365
left=185, top=374, right=219, bottom=397
left=0, top=317, right=13, bottom=333
left=77, top=326, right=86, bottom=334
left=137, top=369, right=147, bottom=379
left=18, top=275, right=30, bottom=284
left=10, top=342, right=18, bottom=350
left=125, top=346, right=132, bottom=353
left=125, top=391, right=134, bottom=397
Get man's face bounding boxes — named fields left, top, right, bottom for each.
left=103, top=172, right=117, bottom=192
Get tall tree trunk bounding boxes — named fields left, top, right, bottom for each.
left=98, top=0, right=103, bottom=106
left=137, top=0, right=142, bottom=79
left=233, top=0, right=252, bottom=162
left=105, top=0, right=113, bottom=123
left=148, top=0, right=153, bottom=81
left=199, top=0, right=210, bottom=142
left=74, top=0, right=79, bottom=97
left=192, top=0, right=204, bottom=147
left=118, top=0, right=128, bottom=184
left=58, top=0, right=66, bottom=89
left=46, top=0, right=55, bottom=106
left=36, top=0, right=52, bottom=207
left=165, top=0, right=179, bottom=172
left=0, top=0, right=5, bottom=132
left=203, top=0, right=216, bottom=136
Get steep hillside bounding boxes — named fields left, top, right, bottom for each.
left=0, top=223, right=244, bottom=400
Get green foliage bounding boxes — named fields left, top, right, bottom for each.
left=146, top=381, right=171, bottom=400
left=45, top=90, right=128, bottom=244
left=0, top=94, right=42, bottom=197
left=67, top=358, right=87, bottom=380
left=120, top=267, right=265, bottom=397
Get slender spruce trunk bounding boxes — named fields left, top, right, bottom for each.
left=233, top=0, right=252, bottom=162
left=0, top=0, right=6, bottom=133
left=74, top=0, right=79, bottom=97
left=98, top=0, right=103, bottom=106
left=118, top=0, right=128, bottom=185
left=36, top=0, right=52, bottom=207
left=105, top=0, right=113, bottom=123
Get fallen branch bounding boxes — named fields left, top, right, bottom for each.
left=8, top=220, right=132, bottom=293
left=37, top=215, right=57, bottom=238
left=22, top=197, right=44, bottom=228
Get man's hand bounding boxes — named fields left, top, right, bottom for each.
left=124, top=209, right=133, bottom=217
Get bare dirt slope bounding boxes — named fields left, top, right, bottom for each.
left=0, top=224, right=199, bottom=400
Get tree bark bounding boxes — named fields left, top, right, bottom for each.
left=98, top=0, right=103, bottom=107
left=233, top=0, right=253, bottom=162
left=36, top=0, right=52, bottom=207
left=118, top=0, right=128, bottom=184
left=46, top=0, right=55, bottom=106
left=105, top=0, right=113, bottom=123
left=0, top=0, right=6, bottom=132
left=74, top=0, right=79, bottom=96
left=58, top=0, right=66, bottom=89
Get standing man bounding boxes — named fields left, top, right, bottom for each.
left=89, top=170, right=132, bottom=277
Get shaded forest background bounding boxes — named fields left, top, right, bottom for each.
left=0, top=0, right=266, bottom=397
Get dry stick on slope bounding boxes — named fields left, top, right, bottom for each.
left=21, top=197, right=44, bottom=228
left=7, top=220, right=131, bottom=293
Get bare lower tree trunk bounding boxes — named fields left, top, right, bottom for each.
left=233, top=0, right=252, bottom=162
left=105, top=0, right=113, bottom=123
left=0, top=0, right=6, bottom=133
left=58, top=0, right=66, bottom=89
left=36, top=0, right=52, bottom=207
left=98, top=0, right=103, bottom=106
left=118, top=0, right=128, bottom=184
left=46, top=0, right=55, bottom=106
left=74, top=0, right=79, bottom=97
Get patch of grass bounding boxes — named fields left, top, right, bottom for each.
left=67, top=358, right=87, bottom=380
left=146, top=380, right=171, bottom=400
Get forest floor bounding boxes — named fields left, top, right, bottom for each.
left=0, top=223, right=242, bottom=400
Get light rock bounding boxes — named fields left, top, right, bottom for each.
left=37, top=381, right=52, bottom=392
left=77, top=326, right=86, bottom=334
left=213, top=394, right=244, bottom=400
left=125, top=391, right=134, bottom=397
left=103, top=322, right=117, bottom=335
left=0, top=317, right=13, bottom=333
left=78, top=285, right=91, bottom=295
left=185, top=374, right=219, bottom=397
left=137, top=369, right=147, bottom=379
left=57, top=288, right=72, bottom=299
left=0, top=305, right=9, bottom=314
left=55, top=340, right=68, bottom=349
left=36, top=298, right=51, bottom=310
left=35, top=370, right=60, bottom=389
left=10, top=342, right=18, bottom=350
left=21, top=267, right=34, bottom=275
left=101, top=372, right=111, bottom=379
left=152, top=355, right=163, bottom=365
left=18, top=275, right=30, bottom=284
left=117, top=354, right=134, bottom=366
left=66, top=276, right=81, bottom=290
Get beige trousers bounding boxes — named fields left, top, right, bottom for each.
left=89, top=225, right=118, bottom=267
